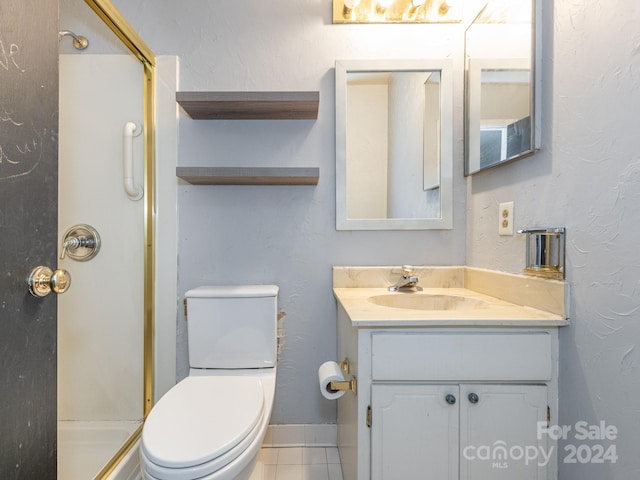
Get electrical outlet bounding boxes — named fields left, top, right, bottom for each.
left=499, top=201, right=514, bottom=235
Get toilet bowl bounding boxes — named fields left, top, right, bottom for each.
left=140, top=285, right=279, bottom=480
left=140, top=370, right=275, bottom=480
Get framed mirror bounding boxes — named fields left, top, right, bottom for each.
left=464, top=0, right=539, bottom=175
left=335, top=59, right=453, bottom=230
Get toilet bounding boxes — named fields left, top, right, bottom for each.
left=140, top=285, right=279, bottom=480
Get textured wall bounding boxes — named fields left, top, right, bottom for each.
left=110, top=0, right=472, bottom=424
left=62, top=5, right=640, bottom=476
left=467, top=1, right=640, bottom=478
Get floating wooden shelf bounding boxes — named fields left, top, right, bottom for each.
left=176, top=167, right=319, bottom=186
left=176, top=91, right=319, bottom=120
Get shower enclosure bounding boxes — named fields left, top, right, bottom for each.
left=57, top=52, right=145, bottom=479
left=57, top=1, right=159, bottom=478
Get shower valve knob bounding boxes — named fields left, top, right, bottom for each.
left=28, top=266, right=72, bottom=297
left=60, top=224, right=101, bottom=261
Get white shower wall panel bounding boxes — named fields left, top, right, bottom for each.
left=58, top=55, right=144, bottom=422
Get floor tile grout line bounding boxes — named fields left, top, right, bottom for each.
left=258, top=446, right=343, bottom=480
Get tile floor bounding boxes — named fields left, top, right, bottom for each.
left=250, top=447, right=344, bottom=480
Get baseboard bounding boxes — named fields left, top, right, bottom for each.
left=262, top=424, right=337, bottom=447
left=111, top=424, right=337, bottom=479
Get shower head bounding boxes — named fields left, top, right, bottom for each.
left=59, top=30, right=89, bottom=50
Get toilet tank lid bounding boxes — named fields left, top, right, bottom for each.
left=185, top=285, right=279, bottom=298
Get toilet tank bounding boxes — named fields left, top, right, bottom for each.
left=184, top=285, right=279, bottom=369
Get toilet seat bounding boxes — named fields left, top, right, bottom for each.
left=141, top=376, right=265, bottom=479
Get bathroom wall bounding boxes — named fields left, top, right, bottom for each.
left=466, top=1, right=640, bottom=479
left=66, top=3, right=640, bottom=476
left=110, top=0, right=475, bottom=424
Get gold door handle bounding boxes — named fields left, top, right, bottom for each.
left=27, top=266, right=72, bottom=297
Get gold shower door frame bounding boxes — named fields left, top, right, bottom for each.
left=82, top=1, right=157, bottom=477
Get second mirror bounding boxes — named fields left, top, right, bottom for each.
left=464, top=0, right=538, bottom=175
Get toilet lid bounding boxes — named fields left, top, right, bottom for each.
left=142, top=376, right=264, bottom=468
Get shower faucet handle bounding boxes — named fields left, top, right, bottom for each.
left=60, top=224, right=101, bottom=261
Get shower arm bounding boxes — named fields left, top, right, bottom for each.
left=59, top=31, right=89, bottom=50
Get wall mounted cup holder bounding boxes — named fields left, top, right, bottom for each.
left=517, top=227, right=566, bottom=280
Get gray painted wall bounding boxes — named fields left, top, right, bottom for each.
left=65, top=2, right=640, bottom=477
left=466, top=2, right=640, bottom=479
left=109, top=0, right=469, bottom=425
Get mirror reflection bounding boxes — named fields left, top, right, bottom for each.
left=465, top=0, right=536, bottom=175
left=336, top=59, right=453, bottom=230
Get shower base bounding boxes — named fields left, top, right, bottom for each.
left=58, top=420, right=141, bottom=480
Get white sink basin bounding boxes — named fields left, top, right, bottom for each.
left=368, top=293, right=490, bottom=311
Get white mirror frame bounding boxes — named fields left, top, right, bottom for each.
left=335, top=59, right=453, bottom=230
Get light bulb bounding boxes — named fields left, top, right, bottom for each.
left=408, top=0, right=426, bottom=17
left=377, top=0, right=394, bottom=8
left=409, top=0, right=426, bottom=15
left=439, top=0, right=452, bottom=15
left=343, top=0, right=361, bottom=18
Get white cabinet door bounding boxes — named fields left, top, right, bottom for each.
left=371, top=384, right=459, bottom=480
left=460, top=384, right=548, bottom=480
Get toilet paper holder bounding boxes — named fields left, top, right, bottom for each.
left=329, top=377, right=357, bottom=395
left=329, top=358, right=357, bottom=395
left=338, top=358, right=350, bottom=374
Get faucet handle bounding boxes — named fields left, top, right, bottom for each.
left=60, top=224, right=101, bottom=262
left=401, top=265, right=414, bottom=276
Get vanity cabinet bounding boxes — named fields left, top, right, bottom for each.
left=367, top=331, right=552, bottom=480
left=332, top=265, right=568, bottom=480
left=336, top=323, right=560, bottom=480
left=371, top=383, right=548, bottom=480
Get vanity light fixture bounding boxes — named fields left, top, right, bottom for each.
left=333, top=0, right=462, bottom=23
left=439, top=0, right=456, bottom=15
left=376, top=0, right=394, bottom=15
left=408, top=0, right=426, bottom=17
left=343, top=0, right=362, bottom=18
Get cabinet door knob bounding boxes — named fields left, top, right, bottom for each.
left=445, top=394, right=456, bottom=405
left=468, top=392, right=479, bottom=404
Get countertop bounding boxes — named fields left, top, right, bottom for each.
left=334, top=287, right=568, bottom=327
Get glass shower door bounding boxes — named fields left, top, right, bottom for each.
left=57, top=52, right=145, bottom=479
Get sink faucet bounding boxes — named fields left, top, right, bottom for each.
left=388, top=265, right=419, bottom=292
